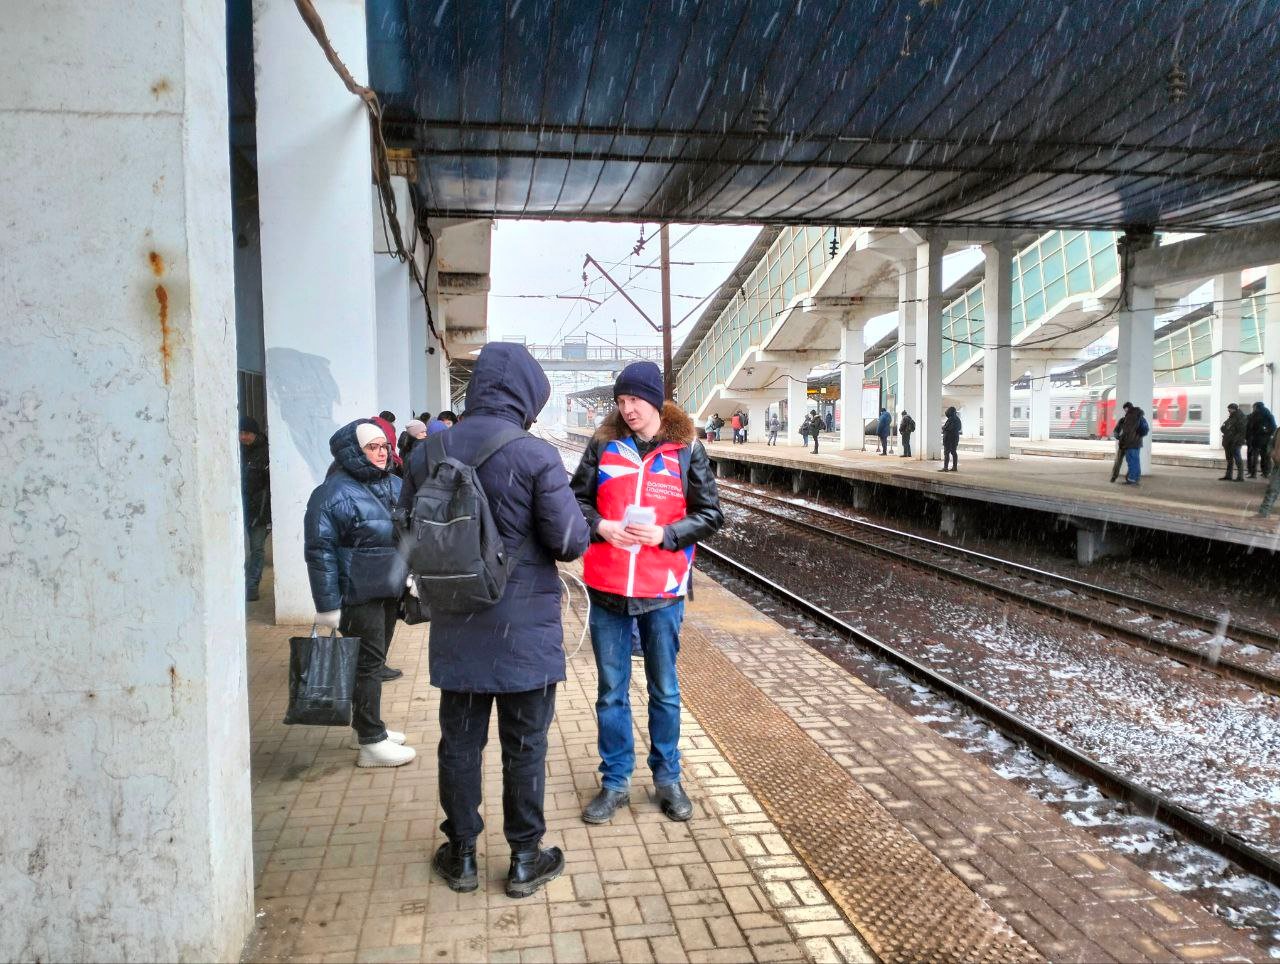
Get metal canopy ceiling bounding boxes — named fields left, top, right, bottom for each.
left=368, top=0, right=1280, bottom=231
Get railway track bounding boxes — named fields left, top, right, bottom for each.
left=717, top=480, right=1280, bottom=696
left=696, top=540, right=1280, bottom=890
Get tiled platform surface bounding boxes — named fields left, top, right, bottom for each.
left=242, top=575, right=870, bottom=964
left=685, top=438, right=1278, bottom=549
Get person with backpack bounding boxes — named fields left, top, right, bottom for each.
left=799, top=412, right=810, bottom=449
left=1111, top=402, right=1149, bottom=485
left=898, top=410, right=915, bottom=458
left=730, top=411, right=743, bottom=444
left=570, top=361, right=723, bottom=827
left=1220, top=402, right=1248, bottom=481
left=876, top=407, right=891, bottom=455
left=303, top=419, right=413, bottom=769
left=398, top=342, right=589, bottom=900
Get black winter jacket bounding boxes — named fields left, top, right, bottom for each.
left=303, top=420, right=407, bottom=613
left=1222, top=409, right=1248, bottom=448
left=1246, top=405, right=1276, bottom=444
left=942, top=410, right=962, bottom=446
left=240, top=436, right=271, bottom=527
left=398, top=343, right=590, bottom=693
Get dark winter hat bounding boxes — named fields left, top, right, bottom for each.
left=614, top=360, right=665, bottom=411
left=1228, top=402, right=1239, bottom=411
left=239, top=416, right=261, bottom=435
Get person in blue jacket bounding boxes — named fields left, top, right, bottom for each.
left=876, top=407, right=891, bottom=455
left=398, top=342, right=590, bottom=900
left=303, top=419, right=412, bottom=768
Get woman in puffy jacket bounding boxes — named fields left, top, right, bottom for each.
left=303, top=419, right=413, bottom=769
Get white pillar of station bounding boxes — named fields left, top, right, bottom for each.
left=255, top=0, right=380, bottom=622
left=982, top=241, right=1014, bottom=458
left=839, top=321, right=865, bottom=450
left=374, top=177, right=415, bottom=423
left=1208, top=272, right=1243, bottom=448
left=1027, top=362, right=1053, bottom=442
left=1265, top=265, right=1280, bottom=416
left=1, top=1, right=253, bottom=959
left=915, top=234, right=946, bottom=460
left=1115, top=232, right=1157, bottom=474
left=897, top=253, right=918, bottom=432
left=745, top=398, right=771, bottom=444
left=787, top=364, right=811, bottom=444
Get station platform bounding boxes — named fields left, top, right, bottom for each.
left=567, top=428, right=1278, bottom=552
left=241, top=567, right=1258, bottom=963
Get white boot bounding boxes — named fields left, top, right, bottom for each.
left=357, top=738, right=416, bottom=768
left=350, top=729, right=405, bottom=750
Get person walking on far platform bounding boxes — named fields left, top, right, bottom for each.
left=898, top=410, right=915, bottom=458
left=808, top=409, right=821, bottom=454
left=1246, top=401, right=1276, bottom=478
left=1112, top=402, right=1150, bottom=486
left=1220, top=403, right=1247, bottom=481
left=239, top=416, right=271, bottom=602
left=876, top=407, right=891, bottom=455
left=571, top=360, right=723, bottom=827
left=1258, top=429, right=1280, bottom=518
left=767, top=413, right=780, bottom=446
left=940, top=406, right=961, bottom=472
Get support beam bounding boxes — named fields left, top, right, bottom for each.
left=1027, top=361, right=1052, bottom=442
left=786, top=365, right=810, bottom=445
left=1208, top=273, right=1242, bottom=448
left=1132, top=222, right=1280, bottom=287
left=1266, top=265, right=1280, bottom=416
left=1, top=0, right=253, bottom=957
left=916, top=235, right=945, bottom=460
left=982, top=241, right=1013, bottom=458
left=745, top=400, right=769, bottom=445
left=839, top=322, right=865, bottom=450
left=897, top=254, right=918, bottom=435
left=1114, top=231, right=1157, bottom=475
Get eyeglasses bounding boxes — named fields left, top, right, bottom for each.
left=363, top=442, right=390, bottom=453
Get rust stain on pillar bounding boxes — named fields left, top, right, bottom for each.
left=149, top=252, right=172, bottom=385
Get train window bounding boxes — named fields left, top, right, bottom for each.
left=1054, top=406, right=1062, bottom=419
left=1188, top=405, right=1202, bottom=422
left=1013, top=406, right=1023, bottom=419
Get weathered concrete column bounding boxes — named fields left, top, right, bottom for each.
left=1266, top=265, right=1280, bottom=416
left=1115, top=231, right=1157, bottom=474
left=256, top=0, right=380, bottom=621
left=1027, top=361, right=1052, bottom=442
left=897, top=253, right=918, bottom=428
left=916, top=235, right=946, bottom=459
left=1208, top=273, right=1243, bottom=448
left=787, top=365, right=810, bottom=445
left=374, top=178, right=414, bottom=421
left=982, top=241, right=1013, bottom=458
left=745, top=400, right=770, bottom=445
left=839, top=322, right=865, bottom=450
left=0, top=1, right=253, bottom=959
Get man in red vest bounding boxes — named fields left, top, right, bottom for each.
left=571, top=361, right=724, bottom=824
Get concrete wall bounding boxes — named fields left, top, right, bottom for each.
left=0, top=1, right=253, bottom=960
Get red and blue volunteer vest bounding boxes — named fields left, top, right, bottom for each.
left=582, top=436, right=695, bottom=599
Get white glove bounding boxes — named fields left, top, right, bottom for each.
left=406, top=575, right=420, bottom=599
left=314, top=609, right=341, bottom=630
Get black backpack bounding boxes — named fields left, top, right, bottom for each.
left=404, top=426, right=531, bottom=613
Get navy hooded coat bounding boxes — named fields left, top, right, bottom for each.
left=398, top=343, right=590, bottom=693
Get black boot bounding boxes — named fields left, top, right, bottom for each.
left=506, top=846, right=564, bottom=899
left=432, top=841, right=478, bottom=893
left=655, top=782, right=693, bottom=821
left=581, top=788, right=629, bottom=825
left=377, top=665, right=404, bottom=681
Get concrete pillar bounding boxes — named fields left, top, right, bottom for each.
left=745, top=399, right=769, bottom=445
left=1073, top=521, right=1133, bottom=565
left=1266, top=265, right=1280, bottom=415
left=897, top=254, right=918, bottom=428
left=1027, top=361, right=1052, bottom=442
left=847, top=481, right=872, bottom=510
left=1115, top=231, right=1157, bottom=474
left=839, top=322, right=865, bottom=450
left=374, top=181, right=414, bottom=421
left=982, top=242, right=1014, bottom=458
left=787, top=365, right=810, bottom=445
left=0, top=1, right=252, bottom=959
left=916, top=235, right=946, bottom=460
left=256, top=0, right=380, bottom=621
left=792, top=472, right=805, bottom=495
left=1208, top=273, right=1243, bottom=448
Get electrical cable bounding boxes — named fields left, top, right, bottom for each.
left=559, top=569, right=593, bottom=661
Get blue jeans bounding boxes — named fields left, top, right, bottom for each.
left=590, top=601, right=684, bottom=792
left=1124, top=448, right=1141, bottom=483
left=244, top=524, right=268, bottom=592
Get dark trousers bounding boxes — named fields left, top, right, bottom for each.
left=811, top=434, right=819, bottom=454
left=1223, top=444, right=1244, bottom=479
left=943, top=443, right=958, bottom=471
left=244, top=524, right=268, bottom=592
left=877, top=434, right=888, bottom=454
left=901, top=433, right=912, bottom=457
left=1247, top=440, right=1273, bottom=477
left=1110, top=444, right=1124, bottom=482
left=438, top=686, right=557, bottom=850
left=339, top=599, right=397, bottom=743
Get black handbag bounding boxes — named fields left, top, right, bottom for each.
left=283, top=626, right=360, bottom=726
left=399, top=576, right=431, bottom=625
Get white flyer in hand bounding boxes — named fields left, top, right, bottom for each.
left=622, top=504, right=657, bottom=554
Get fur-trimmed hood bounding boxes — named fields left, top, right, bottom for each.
left=595, top=401, right=695, bottom=446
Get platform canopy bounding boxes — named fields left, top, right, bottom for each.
left=368, top=0, right=1280, bottom=231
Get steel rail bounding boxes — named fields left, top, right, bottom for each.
left=696, top=541, right=1280, bottom=890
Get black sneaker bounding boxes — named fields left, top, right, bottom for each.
left=377, top=666, right=404, bottom=681
left=655, top=782, right=693, bottom=821
left=432, top=841, right=478, bottom=893
left=506, top=846, right=564, bottom=899
left=581, top=788, right=630, bottom=824
left=246, top=588, right=260, bottom=602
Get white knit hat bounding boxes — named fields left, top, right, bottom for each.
left=355, top=422, right=385, bottom=449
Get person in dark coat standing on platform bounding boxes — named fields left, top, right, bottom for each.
left=1246, top=401, right=1276, bottom=479
left=876, top=408, right=891, bottom=455
left=1259, top=430, right=1280, bottom=518
left=808, top=409, right=821, bottom=454
left=398, top=342, right=590, bottom=900
left=799, top=412, right=810, bottom=449
left=304, top=419, right=413, bottom=768
left=941, top=407, right=961, bottom=472
left=240, top=416, right=271, bottom=602
left=898, top=411, right=915, bottom=458
left=1221, top=403, right=1248, bottom=481
left=767, top=413, right=780, bottom=445
left=1112, top=402, right=1150, bottom=485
